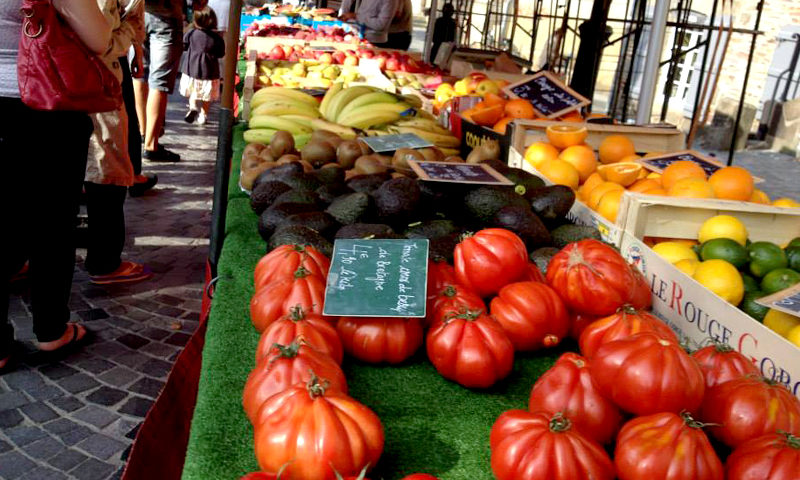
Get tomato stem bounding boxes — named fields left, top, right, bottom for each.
left=566, top=246, right=603, bottom=278
left=548, top=412, right=572, bottom=433
left=442, top=285, right=458, bottom=298
left=306, top=370, right=329, bottom=399
left=294, top=266, right=310, bottom=278
left=289, top=305, right=306, bottom=322
left=444, top=308, right=483, bottom=323
left=680, top=410, right=720, bottom=429
left=778, top=430, right=800, bottom=449
left=291, top=244, right=307, bottom=253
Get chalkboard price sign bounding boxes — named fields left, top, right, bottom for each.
left=406, top=160, right=513, bottom=185
left=359, top=133, right=432, bottom=153
left=323, top=239, right=429, bottom=317
left=503, top=71, right=590, bottom=118
left=756, top=284, right=800, bottom=318
left=638, top=150, right=724, bottom=177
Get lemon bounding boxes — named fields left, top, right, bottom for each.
left=693, top=259, right=745, bottom=305
left=772, top=198, right=800, bottom=208
left=653, top=241, right=700, bottom=264
left=674, top=258, right=700, bottom=276
left=786, top=324, right=800, bottom=347
left=763, top=309, right=800, bottom=337
left=698, top=215, right=748, bottom=246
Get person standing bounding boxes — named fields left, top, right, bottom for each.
left=429, top=1, right=456, bottom=64
left=1, top=0, right=112, bottom=370
left=338, top=0, right=400, bottom=47
left=386, top=0, right=412, bottom=51
left=179, top=7, right=225, bottom=125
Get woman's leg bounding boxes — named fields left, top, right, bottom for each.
left=84, top=182, right=128, bottom=276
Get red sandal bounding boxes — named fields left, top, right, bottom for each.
left=89, top=261, right=153, bottom=285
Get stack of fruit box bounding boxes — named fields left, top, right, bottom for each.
left=615, top=192, right=800, bottom=399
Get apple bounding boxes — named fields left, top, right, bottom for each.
left=475, top=79, right=501, bottom=96
left=375, top=56, right=387, bottom=70
left=331, top=51, right=346, bottom=65
left=343, top=55, right=359, bottom=66
left=359, top=49, right=375, bottom=59
left=268, top=45, right=286, bottom=61
left=287, top=52, right=300, bottom=63
left=319, top=53, right=333, bottom=65
left=385, top=58, right=400, bottom=71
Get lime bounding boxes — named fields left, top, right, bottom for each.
left=748, top=241, right=788, bottom=277
left=764, top=309, right=800, bottom=337
left=697, top=215, right=748, bottom=246
left=785, top=246, right=800, bottom=271
left=761, top=268, right=800, bottom=295
left=740, top=291, right=769, bottom=322
left=652, top=241, right=699, bottom=264
left=693, top=259, right=745, bottom=305
left=700, top=238, right=749, bottom=268
left=787, top=237, right=800, bottom=249
left=741, top=273, right=760, bottom=293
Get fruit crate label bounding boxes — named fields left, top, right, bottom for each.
left=407, top=160, right=513, bottom=185
left=504, top=71, right=590, bottom=118
left=323, top=239, right=429, bottom=317
left=638, top=150, right=724, bottom=177
left=360, top=133, right=433, bottom=153
left=757, top=283, right=800, bottom=318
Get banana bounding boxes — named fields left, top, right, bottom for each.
left=249, top=115, right=311, bottom=135
left=438, top=147, right=461, bottom=157
left=325, top=86, right=374, bottom=122
left=294, top=133, right=312, bottom=149
left=390, top=126, right=461, bottom=148
left=280, top=115, right=316, bottom=129
left=400, top=94, right=423, bottom=109
left=250, top=96, right=321, bottom=116
left=318, top=82, right=343, bottom=119
left=336, top=92, right=398, bottom=123
left=309, top=119, right=358, bottom=139
left=251, top=87, right=318, bottom=107
left=339, top=110, right=403, bottom=130
left=243, top=128, right=279, bottom=144
left=337, top=102, right=411, bottom=128
left=394, top=118, right=453, bottom=135
left=250, top=103, right=321, bottom=119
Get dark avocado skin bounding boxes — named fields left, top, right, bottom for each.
left=325, top=192, right=373, bottom=225
left=250, top=180, right=292, bottom=214
left=268, top=225, right=333, bottom=257
left=462, top=186, right=529, bottom=225
left=335, top=223, right=399, bottom=240
left=550, top=224, right=602, bottom=248
left=529, top=185, right=576, bottom=224
left=258, top=202, right=318, bottom=240
left=492, top=205, right=552, bottom=250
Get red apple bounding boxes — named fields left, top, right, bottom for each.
left=385, top=58, right=399, bottom=71
left=319, top=53, right=333, bottom=65
left=331, top=51, right=346, bottom=65
left=375, top=56, right=387, bottom=70
left=343, top=55, right=359, bottom=66
left=359, top=50, right=375, bottom=59
left=268, top=45, right=286, bottom=60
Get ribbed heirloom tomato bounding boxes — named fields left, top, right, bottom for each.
left=425, top=260, right=458, bottom=326
left=336, top=317, right=423, bottom=364
left=429, top=284, right=484, bottom=323
left=242, top=341, right=347, bottom=422
left=454, top=228, right=528, bottom=298
left=521, top=262, right=545, bottom=282
left=614, top=412, right=723, bottom=480
left=250, top=266, right=326, bottom=332
left=254, top=244, right=330, bottom=291
left=691, top=341, right=760, bottom=388
left=490, top=281, right=569, bottom=351
left=569, top=312, right=598, bottom=340
left=426, top=310, right=514, bottom=388
left=253, top=375, right=383, bottom=480
left=528, top=352, right=622, bottom=445
left=725, top=432, right=800, bottom=480
left=590, top=331, right=705, bottom=415
left=578, top=305, right=678, bottom=358
left=256, top=305, right=343, bottom=364
left=490, top=410, right=615, bottom=480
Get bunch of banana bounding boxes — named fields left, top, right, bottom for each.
left=318, top=85, right=413, bottom=131
left=246, top=88, right=323, bottom=147
left=388, top=117, right=461, bottom=150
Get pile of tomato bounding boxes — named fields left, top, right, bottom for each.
left=239, top=230, right=800, bottom=480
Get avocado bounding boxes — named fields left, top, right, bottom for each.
left=272, top=189, right=322, bottom=209
left=258, top=202, right=319, bottom=240
left=347, top=173, right=391, bottom=193
left=316, top=183, right=353, bottom=204
left=481, top=159, right=510, bottom=174
left=502, top=168, right=546, bottom=198
left=268, top=225, right=333, bottom=257
left=325, top=192, right=373, bottom=225
left=252, top=162, right=304, bottom=191
left=551, top=224, right=602, bottom=248
left=462, top=185, right=529, bottom=225
left=373, top=177, right=421, bottom=222
left=429, top=232, right=462, bottom=263
left=418, top=181, right=466, bottom=217
left=404, top=219, right=458, bottom=240
left=250, top=180, right=292, bottom=214
left=310, top=166, right=345, bottom=186
left=280, top=171, right=322, bottom=192
left=529, top=247, right=561, bottom=275
left=529, top=185, right=576, bottom=225
left=282, top=212, right=340, bottom=239
left=335, top=223, right=399, bottom=240
left=492, top=205, right=551, bottom=249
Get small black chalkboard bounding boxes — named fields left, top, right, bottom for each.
left=323, top=239, right=429, bottom=318
left=503, top=71, right=590, bottom=118
left=757, top=284, right=800, bottom=318
left=638, top=150, right=724, bottom=177
left=407, top=160, right=513, bottom=185
left=360, top=133, right=433, bottom=153
left=310, top=46, right=337, bottom=52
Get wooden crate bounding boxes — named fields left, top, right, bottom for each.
left=242, top=51, right=258, bottom=120
left=509, top=119, right=685, bottom=155
left=618, top=192, right=800, bottom=244
left=245, top=36, right=306, bottom=56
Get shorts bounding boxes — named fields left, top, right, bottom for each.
left=142, top=13, right=183, bottom=93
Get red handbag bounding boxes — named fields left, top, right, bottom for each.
left=17, top=0, right=122, bottom=113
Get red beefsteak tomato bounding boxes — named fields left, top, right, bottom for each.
left=250, top=266, right=326, bottom=332
left=521, top=262, right=545, bottom=282
left=490, top=281, right=569, bottom=351
left=628, top=264, right=653, bottom=310
left=701, top=376, right=800, bottom=448
left=256, top=305, right=343, bottom=364
left=426, top=260, right=458, bottom=317
left=615, top=412, right=723, bottom=480
left=429, top=284, right=484, bottom=326
left=490, top=410, right=615, bottom=480
left=578, top=305, right=678, bottom=358
left=454, top=228, right=528, bottom=297
left=590, top=331, right=705, bottom=415
left=254, top=244, right=330, bottom=291
left=691, top=341, right=759, bottom=388
left=337, top=317, right=423, bottom=364
left=569, top=311, right=597, bottom=340
left=242, top=341, right=347, bottom=422
left=253, top=375, right=383, bottom=480
left=725, top=432, right=800, bottom=480
left=528, top=352, right=622, bottom=445
left=426, top=310, right=514, bottom=388
left=546, top=239, right=642, bottom=316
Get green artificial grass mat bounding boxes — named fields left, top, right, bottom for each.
left=182, top=124, right=562, bottom=480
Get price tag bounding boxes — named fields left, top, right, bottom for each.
left=407, top=160, right=513, bottom=185
left=756, top=284, right=800, bottom=319
left=638, top=150, right=725, bottom=177
left=504, top=71, right=590, bottom=118
left=360, top=133, right=432, bottom=153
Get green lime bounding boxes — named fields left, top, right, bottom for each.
left=760, top=268, right=800, bottom=295
left=741, top=273, right=760, bottom=293
left=700, top=238, right=749, bottom=268
left=740, top=290, right=769, bottom=322
left=785, top=246, right=800, bottom=271
left=748, top=241, right=788, bottom=277
left=787, top=237, right=800, bottom=249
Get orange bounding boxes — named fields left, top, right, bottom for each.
left=577, top=172, right=604, bottom=200
left=546, top=125, right=589, bottom=149
left=588, top=182, right=624, bottom=210
left=628, top=178, right=661, bottom=193
left=668, top=177, right=715, bottom=198
left=749, top=189, right=770, bottom=204
left=620, top=154, right=642, bottom=163
left=558, top=145, right=597, bottom=182
left=483, top=92, right=507, bottom=107
left=643, top=151, right=665, bottom=158
left=647, top=172, right=662, bottom=181
left=461, top=107, right=476, bottom=123
left=523, top=142, right=559, bottom=168
left=504, top=99, right=536, bottom=119
left=708, top=166, right=755, bottom=201
left=597, top=189, right=624, bottom=222
left=470, top=102, right=504, bottom=127
left=493, top=116, right=515, bottom=134
left=599, top=162, right=643, bottom=187
left=661, top=160, right=707, bottom=190
left=636, top=168, right=649, bottom=179
left=537, top=159, right=580, bottom=190
left=598, top=135, right=636, bottom=164
left=645, top=187, right=667, bottom=196
left=558, top=111, right=584, bottom=122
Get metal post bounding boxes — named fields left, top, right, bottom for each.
left=635, top=0, right=670, bottom=124
left=688, top=0, right=719, bottom=137
left=424, top=0, right=439, bottom=63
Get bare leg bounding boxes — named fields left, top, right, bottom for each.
left=132, top=79, right=148, bottom=137
left=144, top=89, right=168, bottom=151
left=201, top=100, right=210, bottom=116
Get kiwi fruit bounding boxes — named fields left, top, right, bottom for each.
left=258, top=148, right=276, bottom=163
left=240, top=162, right=274, bottom=191
left=418, top=147, right=445, bottom=162
left=444, top=156, right=465, bottom=163
left=310, top=130, right=343, bottom=149
left=243, top=143, right=266, bottom=157
left=276, top=154, right=301, bottom=164
left=354, top=155, right=389, bottom=175
left=392, top=148, right=425, bottom=171
left=301, top=141, right=337, bottom=168
left=268, top=131, right=295, bottom=158
left=336, top=140, right=363, bottom=169
left=241, top=152, right=264, bottom=171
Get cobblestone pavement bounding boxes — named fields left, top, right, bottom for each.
left=0, top=95, right=216, bottom=480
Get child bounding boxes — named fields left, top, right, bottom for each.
left=179, top=7, right=225, bottom=125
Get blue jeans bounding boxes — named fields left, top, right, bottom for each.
left=142, top=13, right=183, bottom=93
